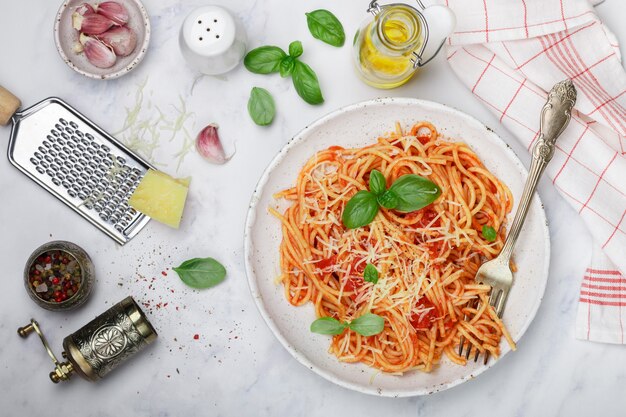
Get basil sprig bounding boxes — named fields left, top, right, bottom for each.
left=292, top=61, right=324, bottom=105
left=363, top=263, right=378, bottom=284
left=306, top=9, right=346, bottom=47
left=243, top=46, right=286, bottom=74
left=342, top=190, right=379, bottom=229
left=482, top=225, right=497, bottom=242
left=310, top=312, right=385, bottom=336
left=369, top=170, right=386, bottom=195
left=244, top=41, right=324, bottom=106
left=289, top=40, right=303, bottom=58
left=388, top=175, right=442, bottom=212
left=248, top=87, right=276, bottom=126
left=173, top=257, right=226, bottom=289
left=342, top=169, right=441, bottom=229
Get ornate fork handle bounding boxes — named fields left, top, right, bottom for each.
left=499, top=80, right=577, bottom=261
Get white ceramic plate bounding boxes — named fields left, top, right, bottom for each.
left=244, top=98, right=550, bottom=397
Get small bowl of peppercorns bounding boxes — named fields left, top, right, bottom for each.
left=24, top=241, right=95, bottom=311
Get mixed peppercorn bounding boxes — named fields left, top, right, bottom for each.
left=28, top=250, right=82, bottom=303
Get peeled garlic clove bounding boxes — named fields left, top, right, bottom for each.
left=195, top=124, right=233, bottom=165
left=72, top=12, right=116, bottom=35
left=96, top=1, right=129, bottom=25
left=73, top=41, right=84, bottom=54
left=98, top=26, right=137, bottom=57
left=75, top=3, right=95, bottom=16
left=79, top=33, right=117, bottom=68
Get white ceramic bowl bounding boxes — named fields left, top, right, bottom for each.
left=54, top=0, right=151, bottom=80
left=244, top=98, right=550, bottom=397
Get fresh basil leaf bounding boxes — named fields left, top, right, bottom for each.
left=388, top=175, right=441, bottom=212
left=305, top=9, right=346, bottom=47
left=292, top=61, right=324, bottom=105
left=369, top=170, right=386, bottom=196
left=288, top=40, right=303, bottom=58
left=482, top=225, right=497, bottom=242
left=247, top=87, right=275, bottom=126
left=310, top=317, right=347, bottom=335
left=342, top=190, right=379, bottom=229
left=348, top=313, right=385, bottom=336
left=173, top=257, right=226, bottom=289
left=377, top=190, right=399, bottom=209
left=363, top=263, right=379, bottom=284
left=244, top=46, right=287, bottom=74
left=279, top=56, right=296, bottom=78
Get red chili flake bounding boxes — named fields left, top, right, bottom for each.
left=193, top=334, right=199, bottom=340
left=161, top=271, right=167, bottom=276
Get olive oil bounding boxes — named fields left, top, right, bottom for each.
left=354, top=5, right=425, bottom=89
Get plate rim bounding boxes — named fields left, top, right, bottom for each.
left=244, top=97, right=551, bottom=397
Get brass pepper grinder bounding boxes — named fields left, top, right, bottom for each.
left=18, top=296, right=158, bottom=383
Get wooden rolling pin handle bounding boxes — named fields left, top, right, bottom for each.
left=0, top=85, right=21, bottom=126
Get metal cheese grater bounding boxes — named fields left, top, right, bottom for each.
left=0, top=85, right=152, bottom=245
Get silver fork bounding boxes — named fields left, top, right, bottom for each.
left=458, top=79, right=577, bottom=363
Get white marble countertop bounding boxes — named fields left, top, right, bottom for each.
left=1, top=1, right=624, bottom=415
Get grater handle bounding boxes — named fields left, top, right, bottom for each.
left=0, top=85, right=21, bottom=126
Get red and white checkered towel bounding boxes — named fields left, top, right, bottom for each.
left=438, top=0, right=626, bottom=343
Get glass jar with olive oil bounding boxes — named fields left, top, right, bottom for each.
left=353, top=1, right=456, bottom=89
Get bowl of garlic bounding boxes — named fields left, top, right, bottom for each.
left=54, top=0, right=151, bottom=79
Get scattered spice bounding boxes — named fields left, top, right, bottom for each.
left=193, top=334, right=200, bottom=340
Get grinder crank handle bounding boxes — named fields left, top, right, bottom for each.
left=0, top=85, right=21, bottom=126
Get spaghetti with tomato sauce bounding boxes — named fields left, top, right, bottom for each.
left=270, top=122, right=516, bottom=373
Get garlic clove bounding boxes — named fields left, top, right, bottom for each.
left=195, top=124, right=233, bottom=165
left=96, top=1, right=129, bottom=26
left=79, top=33, right=117, bottom=68
left=75, top=3, right=95, bottom=16
left=73, top=12, right=116, bottom=35
left=98, top=26, right=137, bottom=57
left=73, top=41, right=84, bottom=54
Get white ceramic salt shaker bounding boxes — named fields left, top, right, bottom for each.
left=179, top=5, right=247, bottom=75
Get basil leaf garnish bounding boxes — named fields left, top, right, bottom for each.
left=342, top=190, right=379, bottom=229
left=369, top=169, right=386, bottom=196
left=248, top=87, right=276, bottom=126
left=363, top=263, right=379, bottom=284
left=244, top=46, right=286, bottom=74
left=288, top=40, right=303, bottom=58
left=305, top=9, right=346, bottom=47
left=292, top=60, right=324, bottom=105
left=279, top=56, right=296, bottom=78
left=348, top=313, right=385, bottom=336
left=310, top=317, right=347, bottom=335
left=377, top=190, right=399, bottom=209
left=388, top=175, right=441, bottom=212
left=482, top=225, right=497, bottom=242
left=173, top=257, right=226, bottom=289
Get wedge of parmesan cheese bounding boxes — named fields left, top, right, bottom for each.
left=128, top=169, right=190, bottom=229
